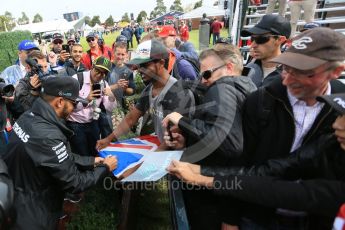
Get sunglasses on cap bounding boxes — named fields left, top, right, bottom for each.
left=87, top=38, right=95, bottom=43
left=200, top=64, right=226, bottom=80
left=250, top=35, right=279, bottom=45
left=53, top=40, right=63, bottom=45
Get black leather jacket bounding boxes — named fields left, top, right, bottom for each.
left=212, top=134, right=345, bottom=229
left=3, top=97, right=110, bottom=229
left=179, top=76, right=257, bottom=165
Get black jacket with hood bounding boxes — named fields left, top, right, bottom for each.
left=3, top=97, right=110, bottom=230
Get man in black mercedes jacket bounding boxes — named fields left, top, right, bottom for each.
left=2, top=77, right=117, bottom=229
left=168, top=27, right=345, bottom=229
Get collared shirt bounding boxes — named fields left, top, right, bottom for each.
left=288, top=83, right=331, bottom=152
left=0, top=62, right=26, bottom=85
left=68, top=71, right=116, bottom=123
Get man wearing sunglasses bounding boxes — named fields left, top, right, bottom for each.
left=48, top=33, right=70, bottom=69
left=3, top=76, right=117, bottom=229
left=242, top=15, right=291, bottom=87
left=233, top=27, right=345, bottom=229
left=96, top=39, right=195, bottom=150
left=81, top=32, right=113, bottom=70
left=67, top=56, right=116, bottom=157
left=162, top=44, right=257, bottom=229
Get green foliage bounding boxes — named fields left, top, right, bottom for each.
left=151, top=0, right=167, bottom=19
left=121, top=13, right=130, bottom=23
left=170, top=0, right=184, bottom=12
left=17, top=12, right=29, bottom=25
left=32, top=13, right=43, bottom=23
left=0, top=30, right=32, bottom=72
left=84, top=16, right=91, bottom=26
left=90, top=16, right=101, bottom=27
left=105, top=15, right=114, bottom=27
left=0, top=12, right=16, bottom=32
left=136, top=11, right=147, bottom=24
left=194, top=0, right=203, bottom=9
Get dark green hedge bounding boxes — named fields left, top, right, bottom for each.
left=0, top=30, right=33, bottom=72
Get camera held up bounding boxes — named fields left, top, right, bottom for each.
left=0, top=82, right=15, bottom=98
left=25, top=58, right=49, bottom=80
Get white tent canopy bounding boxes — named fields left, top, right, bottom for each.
left=13, top=19, right=73, bottom=34
left=83, top=24, right=93, bottom=33
left=92, top=23, right=104, bottom=32
left=179, top=6, right=226, bottom=19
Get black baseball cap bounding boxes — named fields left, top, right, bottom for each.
left=241, top=14, right=291, bottom=38
left=126, top=39, right=169, bottom=66
left=41, top=77, right=88, bottom=104
left=86, top=32, right=97, bottom=39
left=52, top=33, right=63, bottom=43
left=317, top=94, right=345, bottom=114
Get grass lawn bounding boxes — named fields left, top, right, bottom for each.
left=69, top=27, right=229, bottom=229
left=80, top=28, right=229, bottom=52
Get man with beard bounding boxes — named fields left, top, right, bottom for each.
left=243, top=15, right=291, bottom=87
left=96, top=39, right=195, bottom=149
left=3, top=77, right=118, bottom=229
left=48, top=33, right=70, bottom=68
left=64, top=44, right=87, bottom=76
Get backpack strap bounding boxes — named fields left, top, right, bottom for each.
left=76, top=72, right=84, bottom=90
left=87, top=50, right=92, bottom=66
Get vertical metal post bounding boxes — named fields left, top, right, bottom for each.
left=228, top=0, right=235, bottom=39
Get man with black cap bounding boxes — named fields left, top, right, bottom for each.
left=67, top=56, right=116, bottom=157
left=3, top=76, right=117, bottom=230
left=48, top=33, right=70, bottom=68
left=236, top=27, right=345, bottom=229
left=81, top=32, right=113, bottom=70
left=242, top=14, right=291, bottom=87
left=96, top=39, right=195, bottom=149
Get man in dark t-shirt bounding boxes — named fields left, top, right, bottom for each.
left=96, top=39, right=195, bottom=149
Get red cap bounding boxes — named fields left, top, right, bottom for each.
left=158, top=26, right=177, bottom=37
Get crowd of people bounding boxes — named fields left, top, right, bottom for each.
left=0, top=12, right=345, bottom=230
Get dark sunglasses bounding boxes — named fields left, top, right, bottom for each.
left=200, top=64, right=226, bottom=80
left=64, top=98, right=78, bottom=108
left=250, top=35, right=279, bottom=45
left=87, top=38, right=95, bottom=43
left=53, top=41, right=63, bottom=45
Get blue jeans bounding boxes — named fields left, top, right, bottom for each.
left=213, top=32, right=220, bottom=45
left=67, top=120, right=100, bottom=157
